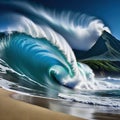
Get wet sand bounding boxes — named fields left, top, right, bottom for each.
left=0, top=88, right=84, bottom=120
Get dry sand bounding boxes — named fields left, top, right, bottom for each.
left=0, top=88, right=83, bottom=120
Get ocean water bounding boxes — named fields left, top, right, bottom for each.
left=0, top=33, right=120, bottom=108
left=0, top=1, right=120, bottom=119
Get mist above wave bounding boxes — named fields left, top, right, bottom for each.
left=0, top=0, right=111, bottom=51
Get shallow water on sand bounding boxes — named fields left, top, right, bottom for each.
left=10, top=89, right=120, bottom=120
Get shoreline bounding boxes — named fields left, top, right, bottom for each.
left=1, top=87, right=120, bottom=120
left=0, top=88, right=84, bottom=120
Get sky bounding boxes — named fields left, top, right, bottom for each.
left=32, top=0, right=120, bottom=39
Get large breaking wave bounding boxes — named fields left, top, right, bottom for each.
left=0, top=0, right=114, bottom=92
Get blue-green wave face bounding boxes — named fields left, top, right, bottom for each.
left=0, top=31, right=95, bottom=90
left=0, top=32, right=73, bottom=88
left=0, top=29, right=97, bottom=90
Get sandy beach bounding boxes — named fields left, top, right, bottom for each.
left=0, top=88, right=84, bottom=120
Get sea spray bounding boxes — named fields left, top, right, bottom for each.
left=37, top=9, right=111, bottom=50
left=0, top=1, right=111, bottom=51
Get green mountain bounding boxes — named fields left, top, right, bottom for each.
left=74, top=31, right=120, bottom=61
left=82, top=60, right=120, bottom=77
left=74, top=31, right=120, bottom=77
